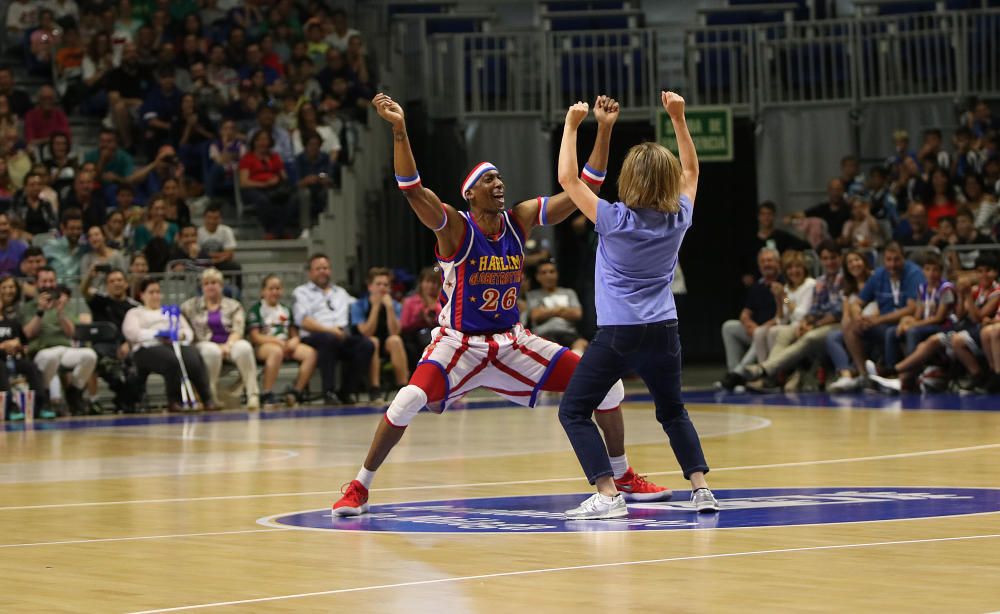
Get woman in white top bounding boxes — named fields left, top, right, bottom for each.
left=756, top=250, right=816, bottom=363
left=292, top=101, right=341, bottom=160
left=121, top=278, right=215, bottom=412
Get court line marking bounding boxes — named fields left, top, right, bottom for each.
left=2, top=441, right=998, bottom=513
left=126, top=532, right=1000, bottom=613
left=0, top=528, right=286, bottom=549
left=255, top=497, right=1000, bottom=536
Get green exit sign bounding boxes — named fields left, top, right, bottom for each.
left=656, top=106, right=733, bottom=162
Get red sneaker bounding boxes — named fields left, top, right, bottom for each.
left=332, top=480, right=370, bottom=516
left=614, top=467, right=672, bottom=502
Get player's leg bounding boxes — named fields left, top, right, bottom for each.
left=557, top=328, right=629, bottom=518
left=541, top=341, right=670, bottom=501
left=333, top=334, right=474, bottom=516
left=632, top=322, right=717, bottom=512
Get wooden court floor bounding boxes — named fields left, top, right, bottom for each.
left=2, top=393, right=1000, bottom=613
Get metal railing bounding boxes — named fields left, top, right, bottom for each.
left=686, top=8, right=1000, bottom=115
left=413, top=8, right=999, bottom=122
left=425, top=28, right=658, bottom=123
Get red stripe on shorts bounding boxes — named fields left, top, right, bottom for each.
left=491, top=356, right=538, bottom=388
left=444, top=336, right=472, bottom=373
left=450, top=338, right=499, bottom=396
left=511, top=341, right=550, bottom=367
left=422, top=330, right=445, bottom=362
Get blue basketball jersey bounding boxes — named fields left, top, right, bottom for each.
left=437, top=211, right=525, bottom=333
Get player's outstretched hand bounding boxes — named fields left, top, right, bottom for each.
left=662, top=90, right=685, bottom=119
left=594, top=95, right=620, bottom=126
left=565, top=101, right=589, bottom=129
left=373, top=92, right=405, bottom=127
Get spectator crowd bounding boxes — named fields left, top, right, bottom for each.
left=720, top=99, right=1000, bottom=394
left=0, top=0, right=383, bottom=419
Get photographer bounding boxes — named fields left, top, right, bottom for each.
left=85, top=267, right=142, bottom=412
left=20, top=266, right=97, bottom=415
left=80, top=225, right=127, bottom=296
left=131, top=146, right=184, bottom=206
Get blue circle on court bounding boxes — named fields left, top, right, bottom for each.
left=260, top=487, right=1000, bottom=533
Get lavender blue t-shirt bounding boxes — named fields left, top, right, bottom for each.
left=594, top=195, right=693, bottom=325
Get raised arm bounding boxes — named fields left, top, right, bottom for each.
left=556, top=102, right=600, bottom=223
left=663, top=91, right=699, bottom=205
left=373, top=93, right=464, bottom=257
left=514, top=96, right=618, bottom=230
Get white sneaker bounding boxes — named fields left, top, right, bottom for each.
left=828, top=374, right=862, bottom=392
left=564, top=493, right=628, bottom=519
left=865, top=360, right=901, bottom=392
left=691, top=488, right=720, bottom=513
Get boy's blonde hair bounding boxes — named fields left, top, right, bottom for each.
left=617, top=142, right=683, bottom=214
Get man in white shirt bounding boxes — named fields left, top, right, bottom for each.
left=197, top=201, right=242, bottom=287
left=324, top=9, right=361, bottom=52
left=6, top=0, right=37, bottom=50
left=293, top=254, right=374, bottom=404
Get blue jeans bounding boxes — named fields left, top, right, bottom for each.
left=558, top=320, right=709, bottom=484
left=901, top=324, right=941, bottom=359
left=827, top=322, right=899, bottom=372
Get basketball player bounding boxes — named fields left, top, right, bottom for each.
left=555, top=93, right=719, bottom=519
left=332, top=92, right=669, bottom=515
